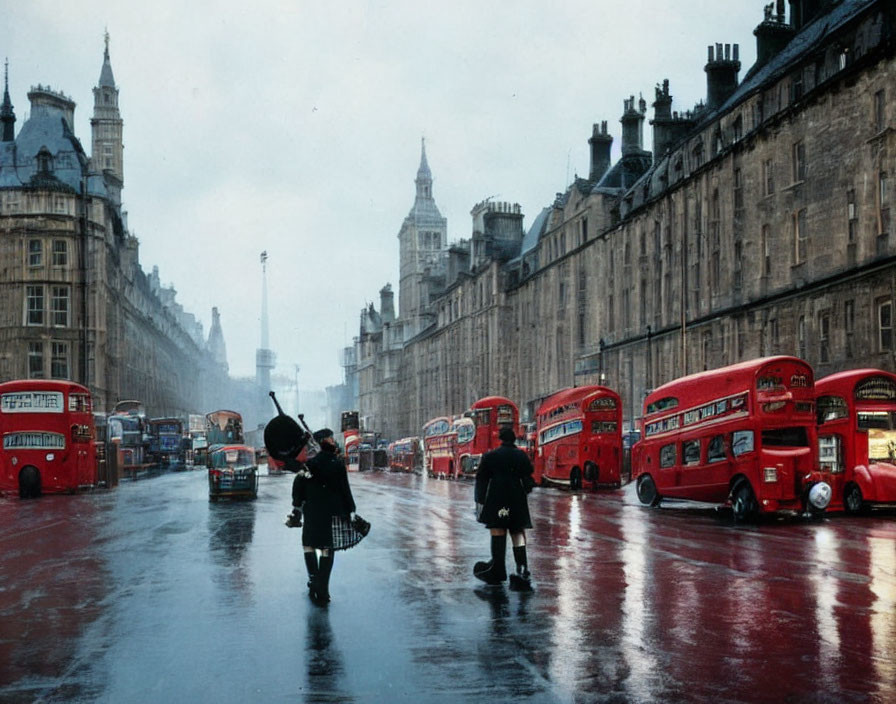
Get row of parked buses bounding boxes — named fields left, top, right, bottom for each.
left=632, top=356, right=896, bottom=520
left=0, top=377, right=261, bottom=500
left=414, top=357, right=896, bottom=520
left=420, top=390, right=624, bottom=490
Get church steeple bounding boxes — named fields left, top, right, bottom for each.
left=415, top=137, right=433, bottom=201
left=1, top=59, right=16, bottom=142
left=91, top=30, right=124, bottom=187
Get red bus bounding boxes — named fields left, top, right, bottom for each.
left=388, top=437, right=420, bottom=473
left=535, top=385, right=623, bottom=490
left=816, top=369, right=896, bottom=513
left=632, top=356, right=832, bottom=521
left=0, top=380, right=97, bottom=498
left=459, top=396, right=519, bottom=477
left=421, top=416, right=457, bottom=479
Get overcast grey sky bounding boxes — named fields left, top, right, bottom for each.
left=4, top=1, right=763, bottom=389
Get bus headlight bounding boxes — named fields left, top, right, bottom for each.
left=808, top=482, right=832, bottom=510
left=763, top=467, right=778, bottom=483
left=46, top=453, right=55, bottom=461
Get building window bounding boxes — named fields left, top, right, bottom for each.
left=792, top=141, right=806, bottom=182
left=28, top=342, right=44, bottom=379
left=819, top=311, right=830, bottom=364
left=702, top=331, right=712, bottom=370
left=793, top=208, right=808, bottom=264
left=880, top=171, right=890, bottom=235
left=52, top=240, right=68, bottom=267
left=640, top=277, right=648, bottom=325
left=734, top=241, right=743, bottom=290
left=761, top=224, right=771, bottom=276
left=52, top=286, right=70, bottom=327
left=607, top=293, right=614, bottom=330
left=733, top=168, right=743, bottom=210
left=51, top=342, right=70, bottom=379
left=798, top=315, right=807, bottom=359
left=764, top=159, right=775, bottom=196
left=847, top=189, right=857, bottom=243
left=28, top=239, right=42, bottom=267
left=581, top=217, right=588, bottom=245
left=874, top=89, right=886, bottom=133
left=879, top=300, right=892, bottom=352
left=732, top=115, right=743, bottom=143
left=845, top=299, right=855, bottom=359
left=26, top=285, right=44, bottom=325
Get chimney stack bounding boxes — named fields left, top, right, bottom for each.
left=380, top=284, right=395, bottom=323
left=620, top=96, right=647, bottom=156
left=588, top=121, right=613, bottom=181
left=705, top=43, right=741, bottom=111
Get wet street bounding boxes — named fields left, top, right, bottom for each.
left=1, top=469, right=895, bottom=704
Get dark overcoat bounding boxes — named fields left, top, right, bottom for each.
left=292, top=447, right=356, bottom=548
left=474, top=441, right=534, bottom=531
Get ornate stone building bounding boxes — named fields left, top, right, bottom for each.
left=0, top=37, right=241, bottom=417
left=351, top=0, right=894, bottom=441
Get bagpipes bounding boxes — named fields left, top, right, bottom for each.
left=263, top=391, right=318, bottom=463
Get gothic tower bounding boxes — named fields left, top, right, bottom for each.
left=91, top=31, right=123, bottom=197
left=1, top=60, right=15, bottom=142
left=397, top=138, right=447, bottom=339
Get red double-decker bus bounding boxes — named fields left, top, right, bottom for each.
left=421, top=416, right=457, bottom=479
left=815, top=369, right=896, bottom=513
left=535, top=385, right=623, bottom=490
left=388, top=437, right=420, bottom=473
left=632, top=356, right=832, bottom=521
left=0, top=380, right=97, bottom=498
left=458, top=396, right=519, bottom=477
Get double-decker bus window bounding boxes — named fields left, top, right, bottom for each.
left=472, top=409, right=490, bottom=427
left=857, top=411, right=896, bottom=430
left=761, top=427, right=809, bottom=447
left=818, top=435, right=844, bottom=473
left=591, top=420, right=618, bottom=434
left=731, top=430, right=754, bottom=456
left=660, top=444, right=676, bottom=468
left=647, top=396, right=678, bottom=414
left=682, top=439, right=700, bottom=465
left=707, top=434, right=726, bottom=462
left=816, top=395, right=848, bottom=424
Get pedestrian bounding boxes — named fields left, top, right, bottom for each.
left=286, top=428, right=357, bottom=605
left=473, top=427, right=535, bottom=590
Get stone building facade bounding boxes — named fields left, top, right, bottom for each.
left=0, top=37, right=241, bottom=417
left=351, top=0, right=894, bottom=441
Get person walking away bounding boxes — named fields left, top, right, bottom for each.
left=287, top=428, right=357, bottom=604
left=473, top=427, right=535, bottom=590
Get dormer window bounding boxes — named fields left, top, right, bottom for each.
left=36, top=147, right=53, bottom=174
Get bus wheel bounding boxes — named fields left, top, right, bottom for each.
left=569, top=467, right=582, bottom=491
left=731, top=481, right=758, bottom=523
left=636, top=474, right=660, bottom=507
left=19, top=465, right=41, bottom=499
left=843, top=483, right=866, bottom=515
left=584, top=462, right=598, bottom=483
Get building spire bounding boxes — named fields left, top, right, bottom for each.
left=98, top=29, right=116, bottom=88
left=415, top=136, right=433, bottom=200
left=1, top=58, right=16, bottom=142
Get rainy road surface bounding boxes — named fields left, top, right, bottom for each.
left=1, top=469, right=895, bottom=704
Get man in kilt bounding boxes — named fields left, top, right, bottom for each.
left=288, top=428, right=358, bottom=604
left=473, top=427, right=535, bottom=590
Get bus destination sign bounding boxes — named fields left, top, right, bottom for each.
left=3, top=432, right=66, bottom=450
left=1, top=391, right=65, bottom=413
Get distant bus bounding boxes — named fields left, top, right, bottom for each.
left=535, top=385, right=623, bottom=490
left=341, top=410, right=361, bottom=472
left=0, top=380, right=97, bottom=498
left=421, top=416, right=457, bottom=479
left=816, top=369, right=896, bottom=513
left=205, top=410, right=244, bottom=447
left=109, top=400, right=149, bottom=475
left=458, top=396, right=519, bottom=477
left=388, top=437, right=420, bottom=473
left=148, top=417, right=185, bottom=469
left=632, top=356, right=832, bottom=521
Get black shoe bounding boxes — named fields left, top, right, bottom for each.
left=474, top=560, right=507, bottom=585
left=509, top=567, right=533, bottom=592
left=473, top=560, right=491, bottom=574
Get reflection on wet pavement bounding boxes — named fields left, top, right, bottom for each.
left=0, top=469, right=894, bottom=703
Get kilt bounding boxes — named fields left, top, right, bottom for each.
left=331, top=514, right=367, bottom=551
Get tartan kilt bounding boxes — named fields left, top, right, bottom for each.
left=331, top=514, right=366, bottom=551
